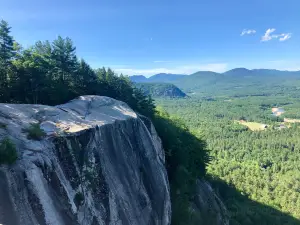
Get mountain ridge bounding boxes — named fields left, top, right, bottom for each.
left=129, top=68, right=300, bottom=94
left=130, top=73, right=186, bottom=83
left=130, top=68, right=300, bottom=83
left=134, top=82, right=187, bottom=98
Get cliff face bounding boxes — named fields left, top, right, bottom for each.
left=0, top=96, right=171, bottom=225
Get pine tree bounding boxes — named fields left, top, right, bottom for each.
left=95, top=67, right=106, bottom=80
left=106, top=68, right=115, bottom=83
left=0, top=20, right=15, bottom=64
left=51, top=36, right=78, bottom=103
left=0, top=20, right=15, bottom=102
left=74, top=59, right=98, bottom=95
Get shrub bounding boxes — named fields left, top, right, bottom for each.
left=23, top=123, right=46, bottom=140
left=0, top=138, right=18, bottom=165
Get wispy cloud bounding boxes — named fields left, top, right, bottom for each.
left=241, top=29, right=256, bottom=36
left=114, top=63, right=228, bottom=76
left=144, top=37, right=153, bottom=41
left=261, top=29, right=292, bottom=42
left=279, top=33, right=292, bottom=41
left=261, top=28, right=276, bottom=42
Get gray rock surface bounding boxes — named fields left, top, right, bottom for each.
left=0, top=96, right=171, bottom=225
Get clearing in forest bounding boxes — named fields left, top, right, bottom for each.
left=284, top=118, right=300, bottom=123
left=236, top=120, right=268, bottom=131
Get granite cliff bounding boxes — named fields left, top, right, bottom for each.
left=0, top=96, right=171, bottom=225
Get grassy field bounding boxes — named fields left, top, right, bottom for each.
left=237, top=121, right=268, bottom=131
left=284, top=118, right=300, bottom=123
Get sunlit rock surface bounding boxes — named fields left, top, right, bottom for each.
left=0, top=96, right=171, bottom=225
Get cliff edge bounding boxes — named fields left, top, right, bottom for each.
left=0, top=96, right=171, bottom=225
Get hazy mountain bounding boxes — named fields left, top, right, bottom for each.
left=148, top=73, right=186, bottom=82
left=171, top=71, right=221, bottom=92
left=130, top=73, right=186, bottom=83
left=223, top=68, right=300, bottom=77
left=223, top=68, right=253, bottom=76
left=134, top=82, right=186, bottom=98
left=130, top=69, right=300, bottom=94
left=130, top=75, right=148, bottom=83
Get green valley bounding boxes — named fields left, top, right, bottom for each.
left=152, top=69, right=300, bottom=225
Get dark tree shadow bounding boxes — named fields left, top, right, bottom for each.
left=209, top=178, right=300, bottom=225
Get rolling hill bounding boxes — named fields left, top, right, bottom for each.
left=130, top=75, right=148, bottom=83
left=131, top=69, right=300, bottom=96
left=134, top=83, right=186, bottom=98
left=130, top=73, right=186, bottom=83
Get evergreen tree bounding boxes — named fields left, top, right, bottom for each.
left=74, top=59, right=99, bottom=95
left=0, top=20, right=15, bottom=102
left=95, top=67, right=106, bottom=80
left=51, top=36, right=78, bottom=103
left=0, top=20, right=15, bottom=64
left=11, top=47, right=50, bottom=104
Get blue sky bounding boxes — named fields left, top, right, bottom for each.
left=1, top=0, right=300, bottom=76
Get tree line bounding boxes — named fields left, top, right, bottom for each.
left=0, top=20, right=155, bottom=117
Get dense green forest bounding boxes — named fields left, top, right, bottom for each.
left=133, top=70, right=300, bottom=224
left=156, top=78, right=300, bottom=224
left=134, top=82, right=186, bottom=98
left=0, top=20, right=208, bottom=224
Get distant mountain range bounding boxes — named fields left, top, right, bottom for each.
left=130, top=73, right=186, bottom=83
left=130, top=68, right=300, bottom=96
left=130, top=68, right=300, bottom=83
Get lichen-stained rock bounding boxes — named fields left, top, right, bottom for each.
left=0, top=96, right=171, bottom=225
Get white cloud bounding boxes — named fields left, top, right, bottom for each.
left=114, top=63, right=228, bottom=76
left=261, top=29, right=292, bottom=42
left=279, top=33, right=292, bottom=41
left=261, top=28, right=276, bottom=42
left=241, top=29, right=256, bottom=36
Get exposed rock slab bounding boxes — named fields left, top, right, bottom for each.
left=0, top=96, right=171, bottom=225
